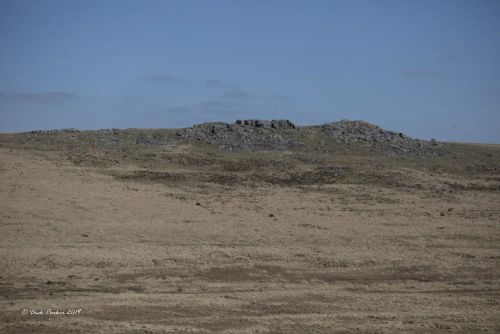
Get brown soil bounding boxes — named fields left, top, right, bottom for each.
left=0, top=140, right=499, bottom=333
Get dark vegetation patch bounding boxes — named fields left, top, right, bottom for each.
left=118, top=170, right=187, bottom=183
left=261, top=166, right=350, bottom=186
left=113, top=165, right=351, bottom=188
left=196, top=264, right=455, bottom=284
left=444, top=181, right=500, bottom=192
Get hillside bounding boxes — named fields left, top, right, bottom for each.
left=0, top=120, right=499, bottom=333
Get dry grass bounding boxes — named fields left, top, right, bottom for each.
left=1, top=130, right=499, bottom=333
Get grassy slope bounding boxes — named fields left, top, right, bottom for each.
left=0, top=128, right=499, bottom=194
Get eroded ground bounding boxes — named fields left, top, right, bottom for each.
left=0, top=143, right=499, bottom=333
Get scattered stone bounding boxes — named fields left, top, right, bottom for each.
left=321, top=120, right=442, bottom=156
left=23, top=118, right=444, bottom=157
left=235, top=119, right=297, bottom=130
left=269, top=213, right=275, bottom=217
left=30, top=128, right=79, bottom=135
left=176, top=119, right=304, bottom=151
left=135, top=135, right=174, bottom=145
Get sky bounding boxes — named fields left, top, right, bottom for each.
left=0, top=0, right=499, bottom=143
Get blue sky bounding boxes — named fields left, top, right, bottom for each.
left=0, top=0, right=499, bottom=142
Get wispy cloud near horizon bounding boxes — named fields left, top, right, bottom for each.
left=0, top=91, right=81, bottom=104
left=205, top=79, right=239, bottom=89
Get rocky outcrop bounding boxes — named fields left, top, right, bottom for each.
left=235, top=119, right=297, bottom=130
left=321, top=120, right=441, bottom=156
left=176, top=120, right=303, bottom=151
left=30, top=128, right=80, bottom=135
left=23, top=119, right=443, bottom=156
